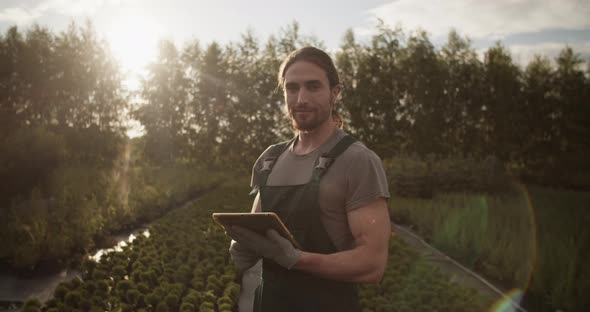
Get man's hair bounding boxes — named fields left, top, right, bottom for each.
left=277, top=46, right=343, bottom=128
left=277, top=46, right=340, bottom=89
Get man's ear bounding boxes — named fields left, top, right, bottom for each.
left=331, top=84, right=342, bottom=103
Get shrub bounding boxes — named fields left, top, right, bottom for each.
left=183, top=290, right=203, bottom=306
left=127, top=289, right=141, bottom=306
left=199, top=301, right=216, bottom=312
left=179, top=302, right=195, bottom=312
left=217, top=295, right=232, bottom=307
left=81, top=258, right=97, bottom=278
left=385, top=155, right=514, bottom=198
left=218, top=303, right=233, bottom=312
left=20, top=298, right=42, bottom=312
left=145, top=293, right=160, bottom=308
left=137, top=282, right=150, bottom=294
left=64, top=290, right=81, bottom=308
left=155, top=302, right=170, bottom=312
left=223, top=282, right=240, bottom=301
left=53, top=284, right=68, bottom=301
left=95, top=279, right=109, bottom=296
left=164, top=294, right=179, bottom=310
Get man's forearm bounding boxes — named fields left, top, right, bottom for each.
left=292, top=245, right=387, bottom=284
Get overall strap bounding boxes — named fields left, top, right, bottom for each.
left=250, top=137, right=296, bottom=196
left=313, top=135, right=357, bottom=180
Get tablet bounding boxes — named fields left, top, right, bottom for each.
left=212, top=212, right=300, bottom=248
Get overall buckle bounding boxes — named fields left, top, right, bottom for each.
left=315, top=155, right=333, bottom=170
left=261, top=157, right=276, bottom=172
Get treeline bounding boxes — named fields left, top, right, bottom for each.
left=337, top=26, right=590, bottom=189
left=0, top=22, right=127, bottom=198
left=135, top=22, right=590, bottom=187
left=134, top=23, right=324, bottom=167
left=3, top=20, right=588, bottom=192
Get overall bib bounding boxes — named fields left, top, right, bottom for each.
left=252, top=135, right=361, bottom=312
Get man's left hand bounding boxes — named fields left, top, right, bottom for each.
left=227, top=226, right=301, bottom=270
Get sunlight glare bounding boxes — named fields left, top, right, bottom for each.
left=105, top=14, right=163, bottom=91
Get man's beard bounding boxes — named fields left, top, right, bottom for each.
left=291, top=108, right=330, bottom=132
left=289, top=97, right=334, bottom=132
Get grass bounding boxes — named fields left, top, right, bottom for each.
left=390, top=184, right=590, bottom=311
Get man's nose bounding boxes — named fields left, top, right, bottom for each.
left=297, top=89, right=310, bottom=104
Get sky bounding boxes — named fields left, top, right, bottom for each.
left=1, top=0, right=589, bottom=79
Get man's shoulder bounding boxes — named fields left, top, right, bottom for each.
left=253, top=139, right=294, bottom=170
left=329, top=138, right=385, bottom=176
left=251, top=139, right=294, bottom=188
left=342, top=138, right=380, bottom=160
left=257, top=139, right=293, bottom=160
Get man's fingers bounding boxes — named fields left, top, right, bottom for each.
left=266, top=229, right=293, bottom=249
left=226, top=228, right=250, bottom=245
left=232, top=226, right=265, bottom=241
left=266, top=229, right=283, bottom=242
left=228, top=226, right=267, bottom=252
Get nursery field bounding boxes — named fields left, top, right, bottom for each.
left=20, top=178, right=489, bottom=312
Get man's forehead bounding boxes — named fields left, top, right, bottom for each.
left=284, top=61, right=329, bottom=84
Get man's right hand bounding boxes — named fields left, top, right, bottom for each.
left=228, top=227, right=301, bottom=270
left=229, top=239, right=261, bottom=273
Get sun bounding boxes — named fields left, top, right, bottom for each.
left=105, top=14, right=163, bottom=91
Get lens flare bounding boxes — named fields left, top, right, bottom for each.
left=489, top=182, right=538, bottom=311
left=516, top=183, right=538, bottom=303
left=491, top=288, right=525, bottom=312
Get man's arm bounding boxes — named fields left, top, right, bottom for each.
left=292, top=197, right=391, bottom=284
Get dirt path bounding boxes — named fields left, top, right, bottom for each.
left=392, top=222, right=526, bottom=311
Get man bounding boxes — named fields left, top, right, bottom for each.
left=227, top=46, right=391, bottom=312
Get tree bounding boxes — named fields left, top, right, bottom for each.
left=190, top=41, right=228, bottom=164
left=221, top=31, right=281, bottom=170
left=551, top=47, right=590, bottom=187
left=521, top=55, right=558, bottom=176
left=439, top=30, right=485, bottom=157
left=481, top=42, right=524, bottom=161
left=336, top=22, right=408, bottom=156
left=398, top=30, right=446, bottom=155
left=136, top=40, right=190, bottom=163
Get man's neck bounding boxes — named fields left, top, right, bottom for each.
left=294, top=122, right=337, bottom=155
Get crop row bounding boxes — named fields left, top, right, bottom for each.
left=22, top=179, right=487, bottom=311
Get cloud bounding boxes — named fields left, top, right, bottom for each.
left=505, top=41, right=590, bottom=66
left=0, top=7, right=42, bottom=25
left=0, top=0, right=130, bottom=25
left=364, top=0, right=590, bottom=40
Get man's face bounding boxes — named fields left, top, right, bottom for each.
left=283, top=61, right=339, bottom=132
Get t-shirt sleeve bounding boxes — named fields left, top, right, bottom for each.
left=344, top=149, right=390, bottom=211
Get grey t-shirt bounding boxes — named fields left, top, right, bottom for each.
left=251, top=128, right=390, bottom=251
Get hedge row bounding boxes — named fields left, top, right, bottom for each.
left=384, top=155, right=515, bottom=198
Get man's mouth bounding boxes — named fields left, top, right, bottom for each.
left=293, top=108, right=314, bottom=113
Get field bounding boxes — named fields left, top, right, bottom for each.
left=21, top=178, right=489, bottom=312
left=391, top=184, right=590, bottom=311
